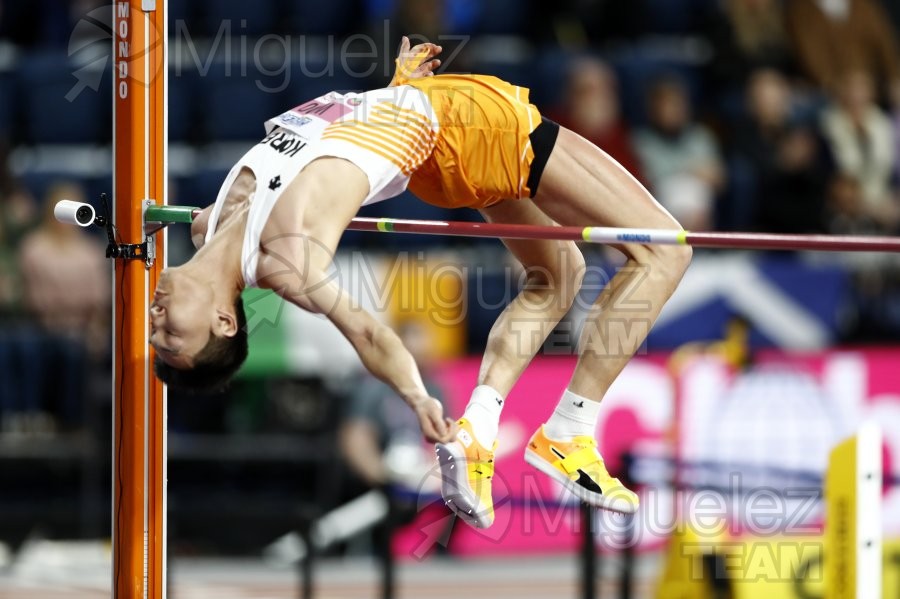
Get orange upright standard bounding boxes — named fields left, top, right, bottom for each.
left=112, top=1, right=167, bottom=597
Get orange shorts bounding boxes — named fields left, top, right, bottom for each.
left=405, top=74, right=544, bottom=209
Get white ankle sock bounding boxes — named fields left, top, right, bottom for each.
left=544, top=389, right=601, bottom=440
left=462, top=385, right=504, bottom=447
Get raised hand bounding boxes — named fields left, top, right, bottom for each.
left=391, top=35, right=442, bottom=86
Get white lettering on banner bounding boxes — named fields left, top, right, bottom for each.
left=679, top=352, right=900, bottom=537
left=116, top=2, right=130, bottom=99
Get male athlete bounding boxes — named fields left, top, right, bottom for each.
left=150, top=38, right=691, bottom=527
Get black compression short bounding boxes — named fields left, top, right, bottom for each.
left=526, top=117, right=560, bottom=198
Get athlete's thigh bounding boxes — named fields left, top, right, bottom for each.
left=480, top=198, right=583, bottom=276
left=533, top=127, right=681, bottom=230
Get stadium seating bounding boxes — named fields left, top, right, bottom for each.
left=608, top=45, right=705, bottom=127
left=0, top=72, right=15, bottom=140
left=476, top=0, right=529, bottom=35
left=637, top=0, right=706, bottom=35
left=168, top=0, right=197, bottom=32
left=286, top=0, right=363, bottom=36
left=200, top=69, right=278, bottom=141
left=467, top=59, right=536, bottom=94
left=522, top=47, right=573, bottom=109
left=200, top=0, right=279, bottom=38
left=184, top=168, right=232, bottom=207
left=17, top=53, right=109, bottom=144
left=168, top=68, right=198, bottom=143
left=287, top=62, right=364, bottom=104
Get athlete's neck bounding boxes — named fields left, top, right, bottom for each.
left=181, top=211, right=246, bottom=298
left=215, top=167, right=257, bottom=231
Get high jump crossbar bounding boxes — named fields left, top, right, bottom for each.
left=144, top=206, right=900, bottom=252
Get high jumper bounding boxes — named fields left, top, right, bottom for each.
left=148, top=38, right=691, bottom=527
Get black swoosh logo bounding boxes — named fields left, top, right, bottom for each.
left=575, top=469, right=603, bottom=494
left=550, top=446, right=603, bottom=494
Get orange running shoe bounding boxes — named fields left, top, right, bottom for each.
left=524, top=425, right=639, bottom=514
left=435, top=418, right=496, bottom=528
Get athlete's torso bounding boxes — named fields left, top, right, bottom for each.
left=204, top=74, right=543, bottom=287
left=203, top=85, right=438, bottom=287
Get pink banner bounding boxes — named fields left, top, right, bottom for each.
left=395, top=354, right=671, bottom=557
left=393, top=349, right=900, bottom=559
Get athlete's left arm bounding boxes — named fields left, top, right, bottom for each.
left=389, top=35, right=442, bottom=87
left=275, top=267, right=456, bottom=444
left=190, top=205, right=213, bottom=249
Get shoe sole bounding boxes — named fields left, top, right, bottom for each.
left=435, top=442, right=494, bottom=529
left=524, top=449, right=638, bottom=514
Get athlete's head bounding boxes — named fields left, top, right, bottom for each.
left=150, top=269, right=248, bottom=393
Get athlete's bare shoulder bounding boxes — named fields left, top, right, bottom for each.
left=254, top=157, right=369, bottom=289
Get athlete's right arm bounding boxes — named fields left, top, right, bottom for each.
left=273, top=267, right=456, bottom=444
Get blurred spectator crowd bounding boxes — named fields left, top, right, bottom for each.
left=1, top=0, right=900, bottom=434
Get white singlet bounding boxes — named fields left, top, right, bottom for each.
left=204, top=85, right=438, bottom=287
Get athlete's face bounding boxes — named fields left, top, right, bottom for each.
left=149, top=269, right=215, bottom=369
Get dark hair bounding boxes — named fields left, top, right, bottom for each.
left=154, top=297, right=248, bottom=393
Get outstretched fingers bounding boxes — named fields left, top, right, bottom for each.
left=396, top=36, right=442, bottom=80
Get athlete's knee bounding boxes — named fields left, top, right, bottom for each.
left=648, top=243, right=692, bottom=281
left=624, top=242, right=691, bottom=281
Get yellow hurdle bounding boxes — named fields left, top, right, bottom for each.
left=826, top=423, right=883, bottom=599
left=655, top=424, right=884, bottom=599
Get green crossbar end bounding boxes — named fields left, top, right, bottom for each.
left=144, top=204, right=199, bottom=224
